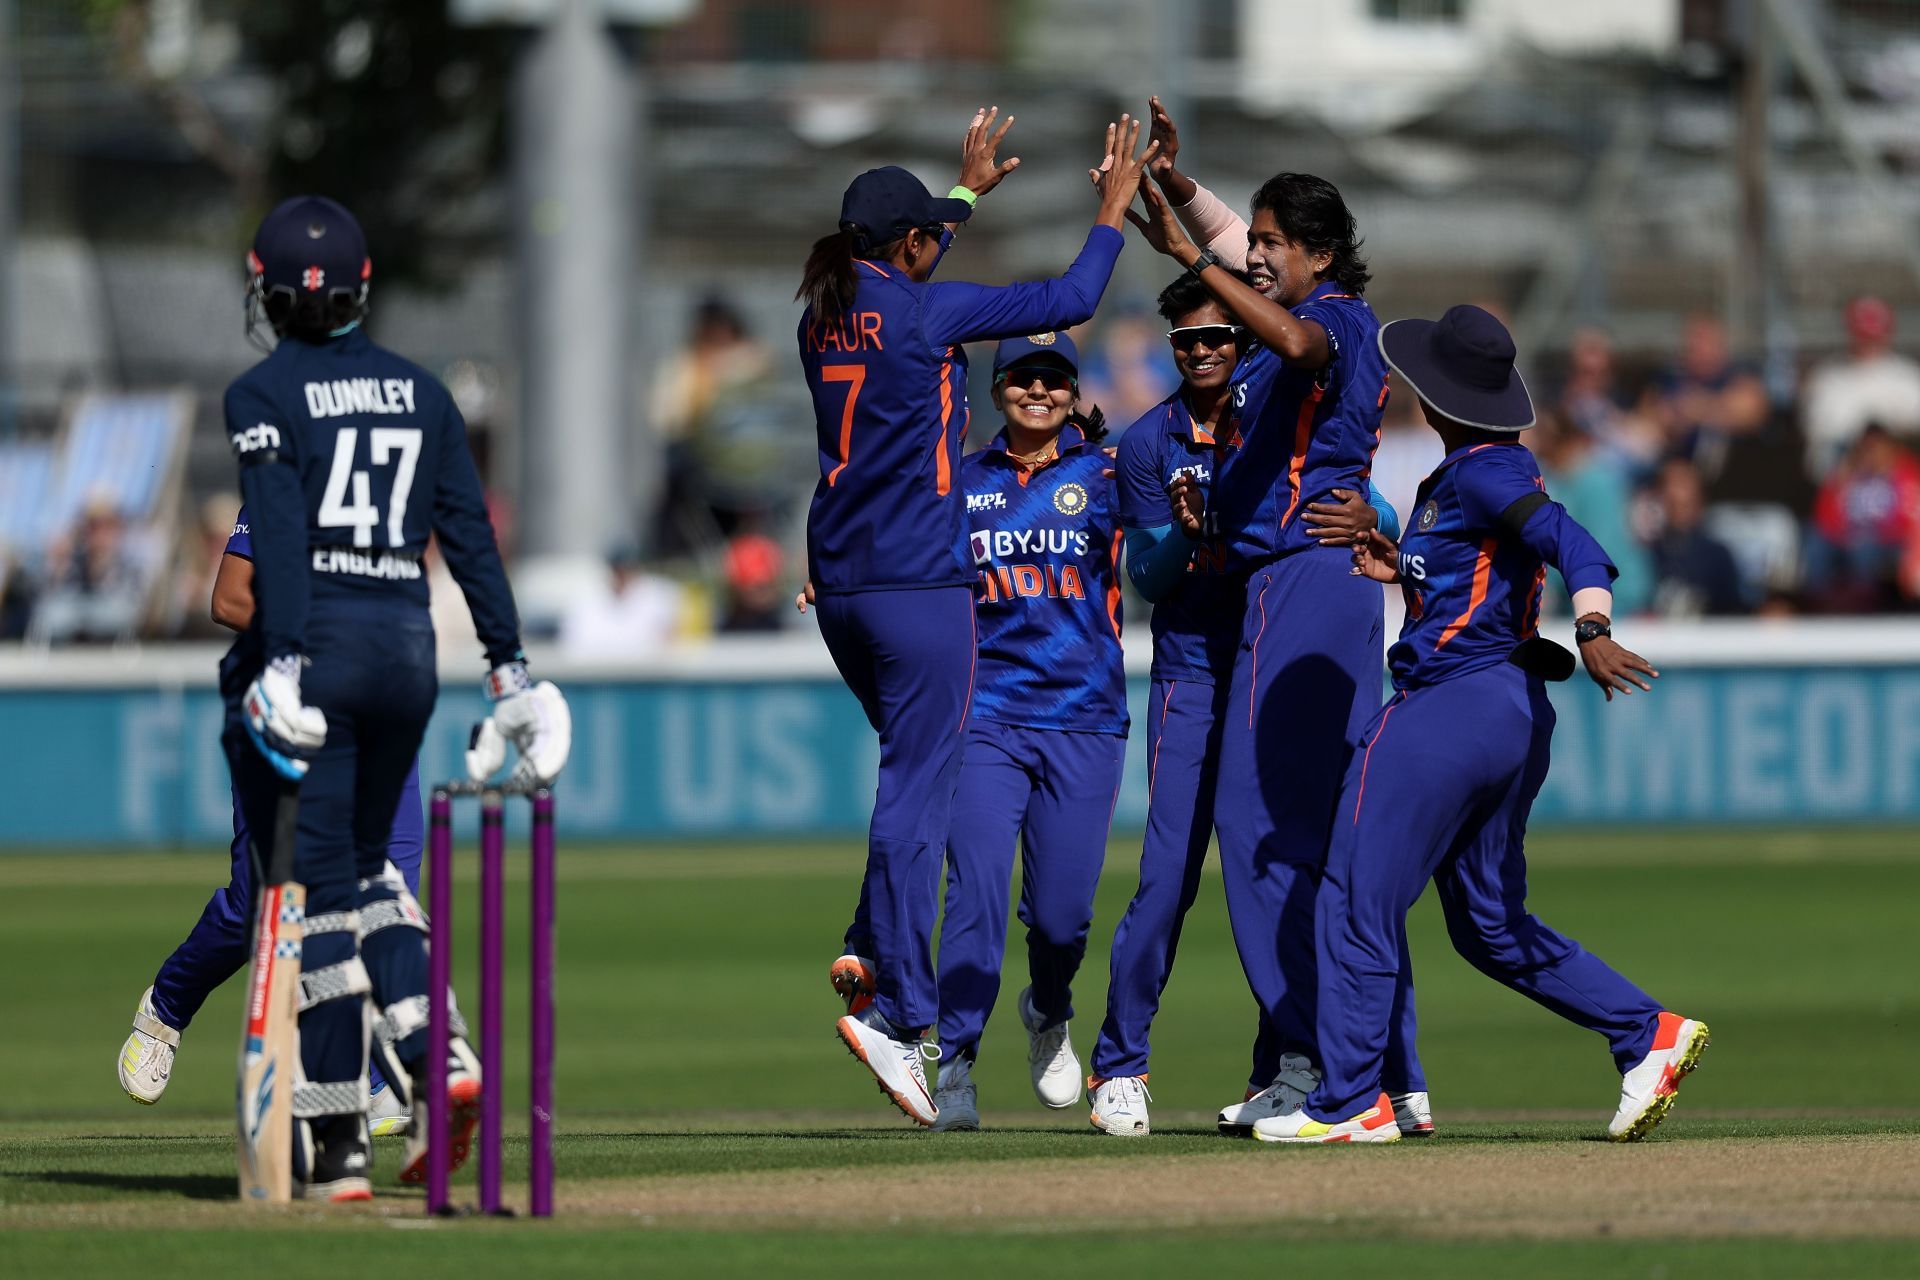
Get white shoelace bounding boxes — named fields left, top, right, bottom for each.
left=1100, top=1077, right=1151, bottom=1108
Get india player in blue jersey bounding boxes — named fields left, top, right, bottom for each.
left=116, top=508, right=438, bottom=1141
left=1127, top=111, right=1404, bottom=1130
left=1084, top=271, right=1424, bottom=1137
left=927, top=333, right=1127, bottom=1131
left=797, top=113, right=1158, bottom=1126
left=1253, top=305, right=1709, bottom=1145
left=222, top=196, right=571, bottom=1199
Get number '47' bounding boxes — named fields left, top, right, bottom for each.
left=319, top=427, right=422, bottom=548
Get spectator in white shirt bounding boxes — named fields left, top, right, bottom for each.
left=1802, top=296, right=1920, bottom=479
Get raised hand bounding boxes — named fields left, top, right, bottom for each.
left=1129, top=171, right=1194, bottom=259
left=959, top=106, right=1020, bottom=198
left=1168, top=473, right=1207, bottom=538
left=1093, top=114, right=1161, bottom=230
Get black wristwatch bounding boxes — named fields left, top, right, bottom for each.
left=1574, top=617, right=1613, bottom=645
left=1187, top=248, right=1222, bottom=278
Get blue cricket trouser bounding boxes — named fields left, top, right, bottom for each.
left=819, top=585, right=976, bottom=1034
left=1308, top=663, right=1665, bottom=1119
left=147, top=762, right=424, bottom=1033
left=226, top=608, right=439, bottom=1113
left=1212, top=547, right=1419, bottom=1083
left=937, top=719, right=1126, bottom=1058
left=1092, top=677, right=1282, bottom=1081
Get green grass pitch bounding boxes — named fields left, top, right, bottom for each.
left=2, top=827, right=1915, bottom=1276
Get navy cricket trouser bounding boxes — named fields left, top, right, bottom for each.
left=936, top=720, right=1125, bottom=1059
left=818, top=585, right=976, bottom=1034
left=1308, top=663, right=1665, bottom=1119
left=1212, top=548, right=1432, bottom=1089
left=149, top=764, right=422, bottom=1093
left=1091, top=677, right=1281, bottom=1082
left=227, top=608, right=439, bottom=1115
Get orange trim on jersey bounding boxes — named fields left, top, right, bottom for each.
left=1105, top=528, right=1123, bottom=640
left=935, top=360, right=955, bottom=496
left=1278, top=383, right=1326, bottom=527
left=1435, top=537, right=1498, bottom=649
left=856, top=259, right=892, bottom=279
left=821, top=363, right=865, bottom=488
left=1148, top=682, right=1176, bottom=798
left=1352, top=698, right=1401, bottom=823
left=1247, top=574, right=1271, bottom=729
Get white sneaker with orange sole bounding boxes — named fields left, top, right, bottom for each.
left=1608, top=1012, right=1710, bottom=1142
left=1253, top=1091, right=1402, bottom=1145
left=836, top=1012, right=938, bottom=1127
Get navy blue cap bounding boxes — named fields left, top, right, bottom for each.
left=1378, top=304, right=1534, bottom=432
left=993, top=330, right=1080, bottom=377
left=839, top=166, right=971, bottom=253
left=248, top=196, right=370, bottom=296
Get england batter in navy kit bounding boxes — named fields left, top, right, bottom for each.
left=224, top=196, right=571, bottom=1199
left=117, top=507, right=429, bottom=1140
left=797, top=113, right=1159, bottom=1126
left=928, top=334, right=1126, bottom=1131
left=1253, top=305, right=1710, bottom=1145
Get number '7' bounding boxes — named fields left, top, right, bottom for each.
left=822, top=364, right=865, bottom=487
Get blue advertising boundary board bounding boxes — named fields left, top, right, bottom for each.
left=2, top=623, right=1918, bottom=847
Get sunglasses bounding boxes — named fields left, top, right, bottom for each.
left=1167, top=324, right=1245, bottom=352
left=998, top=366, right=1076, bottom=393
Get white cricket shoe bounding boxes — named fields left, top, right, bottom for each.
left=1389, top=1090, right=1434, bottom=1137
left=118, top=987, right=179, bottom=1105
left=1253, top=1091, right=1401, bottom=1145
left=1089, top=1075, right=1152, bottom=1137
left=368, top=1079, right=412, bottom=1138
left=1018, top=987, right=1081, bottom=1109
left=836, top=1012, right=938, bottom=1127
left=398, top=1034, right=482, bottom=1184
left=1216, top=1053, right=1319, bottom=1136
left=931, top=1054, right=980, bottom=1132
left=1609, top=1012, right=1710, bottom=1142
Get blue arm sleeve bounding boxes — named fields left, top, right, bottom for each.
left=429, top=398, right=524, bottom=668
left=226, top=383, right=307, bottom=660
left=921, top=225, right=1124, bottom=348
left=1365, top=480, right=1400, bottom=541
left=1512, top=499, right=1619, bottom=595
left=1124, top=523, right=1195, bottom=603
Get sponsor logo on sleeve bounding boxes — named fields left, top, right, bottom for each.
left=230, top=423, right=282, bottom=454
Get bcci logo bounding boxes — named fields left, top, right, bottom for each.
left=1027, top=331, right=1058, bottom=346
left=1053, top=483, right=1089, bottom=516
left=1418, top=500, right=1439, bottom=532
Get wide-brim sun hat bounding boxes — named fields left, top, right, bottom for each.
left=1378, top=303, right=1535, bottom=432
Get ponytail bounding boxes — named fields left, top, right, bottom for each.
left=796, top=227, right=910, bottom=318
left=1069, top=404, right=1109, bottom=443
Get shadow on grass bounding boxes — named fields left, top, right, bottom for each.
left=4, top=1169, right=234, bottom=1201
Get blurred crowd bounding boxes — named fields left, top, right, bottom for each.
left=1372, top=297, right=1920, bottom=619
left=8, top=291, right=1920, bottom=651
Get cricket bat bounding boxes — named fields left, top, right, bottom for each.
left=236, top=785, right=303, bottom=1204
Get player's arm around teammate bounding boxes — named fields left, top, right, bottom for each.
left=1254, top=305, right=1707, bottom=1147
left=929, top=334, right=1129, bottom=1132
left=801, top=115, right=1156, bottom=1127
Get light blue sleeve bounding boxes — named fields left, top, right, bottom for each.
left=1366, top=480, right=1401, bottom=541
left=1124, top=523, right=1195, bottom=603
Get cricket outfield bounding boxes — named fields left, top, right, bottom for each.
left=3, top=828, right=1916, bottom=1276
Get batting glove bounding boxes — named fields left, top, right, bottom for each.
left=467, top=661, right=572, bottom=785
left=243, top=655, right=327, bottom=781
